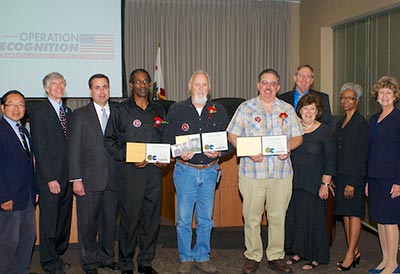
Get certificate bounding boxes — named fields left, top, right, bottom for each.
left=201, top=131, right=228, bottom=152
left=171, top=142, right=191, bottom=158
left=126, top=142, right=171, bottom=163
left=146, top=143, right=171, bottom=163
left=261, top=135, right=287, bottom=155
left=175, top=134, right=202, bottom=154
left=236, top=136, right=262, bottom=157
left=126, top=142, right=146, bottom=162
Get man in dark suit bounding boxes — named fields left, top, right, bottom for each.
left=30, top=72, right=73, bottom=274
left=0, top=90, right=38, bottom=274
left=278, top=64, right=332, bottom=127
left=105, top=69, right=166, bottom=274
left=68, top=74, right=120, bottom=274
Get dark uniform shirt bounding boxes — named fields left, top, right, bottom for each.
left=163, top=97, right=233, bottom=165
left=104, top=98, right=166, bottom=162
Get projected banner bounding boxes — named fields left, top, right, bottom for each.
left=0, top=0, right=123, bottom=98
left=0, top=33, right=115, bottom=60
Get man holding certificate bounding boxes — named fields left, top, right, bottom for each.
left=163, top=70, right=233, bottom=274
left=227, top=69, right=303, bottom=274
left=104, top=69, right=166, bottom=274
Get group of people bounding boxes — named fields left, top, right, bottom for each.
left=0, top=65, right=399, bottom=274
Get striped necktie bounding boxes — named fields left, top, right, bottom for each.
left=17, top=123, right=31, bottom=159
left=59, top=106, right=67, bottom=139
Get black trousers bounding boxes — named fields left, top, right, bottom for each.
left=39, top=183, right=73, bottom=272
left=119, top=166, right=162, bottom=271
left=76, top=188, right=119, bottom=272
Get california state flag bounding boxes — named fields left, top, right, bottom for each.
left=153, top=45, right=166, bottom=100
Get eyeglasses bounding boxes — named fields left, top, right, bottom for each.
left=4, top=103, right=26, bottom=108
left=132, top=79, right=150, bottom=86
left=297, top=74, right=313, bottom=80
left=340, top=96, right=356, bottom=101
left=259, top=80, right=278, bottom=88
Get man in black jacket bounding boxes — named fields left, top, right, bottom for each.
left=105, top=69, right=166, bottom=274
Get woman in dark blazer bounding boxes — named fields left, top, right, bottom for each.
left=334, top=83, right=368, bottom=271
left=366, top=76, right=400, bottom=274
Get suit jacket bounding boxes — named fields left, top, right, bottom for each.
left=335, top=111, right=368, bottom=186
left=0, top=118, right=38, bottom=210
left=30, top=99, right=72, bottom=188
left=278, top=89, right=332, bottom=127
left=68, top=102, right=120, bottom=191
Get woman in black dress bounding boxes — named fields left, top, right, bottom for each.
left=334, top=83, right=368, bottom=271
left=285, top=93, right=335, bottom=270
left=367, top=76, right=400, bottom=274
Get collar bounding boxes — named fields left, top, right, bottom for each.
left=93, top=101, right=110, bottom=113
left=294, top=88, right=310, bottom=97
left=2, top=115, right=20, bottom=129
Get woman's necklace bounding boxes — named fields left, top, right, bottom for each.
left=301, top=121, right=316, bottom=129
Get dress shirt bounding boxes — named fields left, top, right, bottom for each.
left=293, top=88, right=309, bottom=110
left=48, top=97, right=65, bottom=119
left=93, top=102, right=110, bottom=128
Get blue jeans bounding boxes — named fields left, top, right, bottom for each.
left=173, top=161, right=219, bottom=262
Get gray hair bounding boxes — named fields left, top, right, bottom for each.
left=42, top=72, right=66, bottom=89
left=340, top=83, right=363, bottom=99
left=189, top=70, right=211, bottom=87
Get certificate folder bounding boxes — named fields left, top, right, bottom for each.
left=236, top=135, right=287, bottom=157
left=126, top=142, right=170, bottom=163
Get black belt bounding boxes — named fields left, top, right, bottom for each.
left=176, top=159, right=218, bottom=169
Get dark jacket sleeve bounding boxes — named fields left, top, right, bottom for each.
left=104, top=106, right=126, bottom=162
left=30, top=107, right=57, bottom=184
left=323, top=126, right=336, bottom=176
left=67, top=110, right=83, bottom=180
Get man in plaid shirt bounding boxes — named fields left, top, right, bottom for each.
left=227, top=68, right=303, bottom=274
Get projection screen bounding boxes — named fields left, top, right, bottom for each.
left=0, top=0, right=123, bottom=98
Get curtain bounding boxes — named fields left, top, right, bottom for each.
left=333, top=7, right=400, bottom=118
left=124, top=0, right=292, bottom=100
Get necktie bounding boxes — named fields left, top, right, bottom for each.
left=17, top=123, right=31, bottom=159
left=59, top=106, right=67, bottom=139
left=101, top=108, right=108, bottom=135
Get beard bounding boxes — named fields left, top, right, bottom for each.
left=193, top=94, right=208, bottom=105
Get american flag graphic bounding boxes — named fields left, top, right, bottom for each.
left=79, top=34, right=114, bottom=53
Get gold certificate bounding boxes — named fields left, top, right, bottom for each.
left=126, top=142, right=146, bottom=162
left=236, top=136, right=262, bottom=157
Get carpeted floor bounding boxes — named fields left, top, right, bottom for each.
left=29, top=223, right=394, bottom=274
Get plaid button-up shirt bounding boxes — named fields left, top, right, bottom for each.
left=227, top=96, right=303, bottom=179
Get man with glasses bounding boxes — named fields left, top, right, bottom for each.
left=227, top=69, right=303, bottom=274
left=278, top=64, right=332, bottom=127
left=30, top=72, right=73, bottom=274
left=0, top=90, right=38, bottom=274
left=105, top=69, right=166, bottom=274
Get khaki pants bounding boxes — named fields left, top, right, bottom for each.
left=239, top=175, right=292, bottom=262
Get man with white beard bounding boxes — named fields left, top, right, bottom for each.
left=163, top=70, right=233, bottom=274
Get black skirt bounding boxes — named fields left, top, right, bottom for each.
left=334, top=175, right=365, bottom=218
